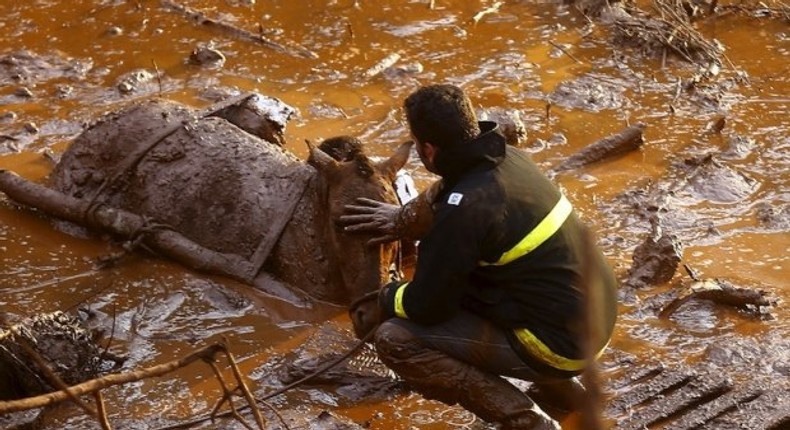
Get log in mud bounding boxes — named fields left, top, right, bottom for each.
left=0, top=170, right=259, bottom=284
left=552, top=123, right=646, bottom=173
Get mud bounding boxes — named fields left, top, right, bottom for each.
left=1, top=1, right=788, bottom=429
left=601, top=146, right=779, bottom=256
left=601, top=332, right=790, bottom=429
left=548, top=73, right=628, bottom=112
left=258, top=322, right=400, bottom=405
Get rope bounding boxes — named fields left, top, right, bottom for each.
left=152, top=329, right=376, bottom=430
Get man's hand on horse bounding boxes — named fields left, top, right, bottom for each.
left=339, top=197, right=401, bottom=245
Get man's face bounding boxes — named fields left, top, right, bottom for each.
left=413, top=135, right=438, bottom=174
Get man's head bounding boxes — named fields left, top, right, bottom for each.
left=404, top=85, right=480, bottom=148
left=403, top=84, right=481, bottom=174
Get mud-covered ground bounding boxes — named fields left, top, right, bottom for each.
left=1, top=0, right=788, bottom=429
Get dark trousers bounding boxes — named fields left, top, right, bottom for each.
left=380, top=310, right=568, bottom=384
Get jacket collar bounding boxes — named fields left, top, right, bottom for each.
left=433, top=121, right=506, bottom=184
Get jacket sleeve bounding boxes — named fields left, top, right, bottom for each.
left=395, top=179, right=443, bottom=240
left=382, top=186, right=496, bottom=324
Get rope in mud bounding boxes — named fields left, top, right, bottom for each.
left=153, top=329, right=376, bottom=430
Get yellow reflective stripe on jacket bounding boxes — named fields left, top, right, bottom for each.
left=513, top=327, right=607, bottom=371
left=481, top=194, right=572, bottom=266
left=394, top=283, right=409, bottom=319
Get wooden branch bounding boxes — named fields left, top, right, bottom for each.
left=151, top=331, right=374, bottom=430
left=160, top=0, right=318, bottom=59
left=0, top=341, right=267, bottom=430
left=0, top=170, right=258, bottom=284
left=222, top=343, right=266, bottom=430
left=0, top=344, right=224, bottom=414
left=552, top=123, right=646, bottom=173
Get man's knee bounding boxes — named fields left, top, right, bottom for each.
left=374, top=320, right=424, bottom=363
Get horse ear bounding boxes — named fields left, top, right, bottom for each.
left=377, top=140, right=413, bottom=181
left=306, top=139, right=339, bottom=172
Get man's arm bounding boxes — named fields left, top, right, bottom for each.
left=339, top=180, right=443, bottom=244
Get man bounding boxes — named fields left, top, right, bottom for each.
left=341, top=85, right=618, bottom=429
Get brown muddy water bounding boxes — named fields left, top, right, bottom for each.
left=1, top=1, right=788, bottom=429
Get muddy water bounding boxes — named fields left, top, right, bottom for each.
left=1, top=0, right=788, bottom=429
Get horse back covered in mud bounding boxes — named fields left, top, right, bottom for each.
left=46, top=93, right=410, bottom=305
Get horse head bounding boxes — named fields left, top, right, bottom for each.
left=307, top=137, right=412, bottom=304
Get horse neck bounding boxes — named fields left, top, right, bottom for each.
left=270, top=173, right=343, bottom=302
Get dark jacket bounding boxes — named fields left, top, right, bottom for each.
left=381, top=121, right=617, bottom=366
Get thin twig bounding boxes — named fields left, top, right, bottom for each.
left=548, top=40, right=583, bottom=64
left=153, top=330, right=375, bottom=430
left=152, top=59, right=163, bottom=98
left=222, top=338, right=266, bottom=429
left=207, top=361, right=247, bottom=427
left=94, top=391, right=113, bottom=430
left=1, top=269, right=101, bottom=294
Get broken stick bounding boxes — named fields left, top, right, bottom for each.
left=161, top=0, right=318, bottom=59
left=363, top=52, right=401, bottom=79
left=552, top=123, right=646, bottom=173
left=471, top=1, right=504, bottom=25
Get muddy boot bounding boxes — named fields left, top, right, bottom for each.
left=375, top=322, right=560, bottom=430
left=529, top=377, right=587, bottom=413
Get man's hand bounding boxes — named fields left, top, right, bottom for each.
left=339, top=197, right=401, bottom=245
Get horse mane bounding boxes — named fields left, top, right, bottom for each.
left=318, top=135, right=375, bottom=178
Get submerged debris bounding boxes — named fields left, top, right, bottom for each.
left=363, top=52, right=402, bottom=79
left=623, top=228, right=683, bottom=289
left=0, top=311, right=102, bottom=401
left=659, top=277, right=777, bottom=318
left=478, top=108, right=527, bottom=146
left=116, top=68, right=156, bottom=94
left=548, top=74, right=628, bottom=111
left=188, top=46, right=226, bottom=67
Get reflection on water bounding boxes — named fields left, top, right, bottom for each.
left=1, top=0, right=788, bottom=428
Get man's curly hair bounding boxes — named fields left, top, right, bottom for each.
left=404, top=84, right=480, bottom=149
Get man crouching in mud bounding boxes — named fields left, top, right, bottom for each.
left=341, top=84, right=618, bottom=429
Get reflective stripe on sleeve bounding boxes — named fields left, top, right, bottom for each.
left=394, top=282, right=409, bottom=319
left=481, top=194, right=572, bottom=266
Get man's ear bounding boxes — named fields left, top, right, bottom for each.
left=422, top=141, right=438, bottom=164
